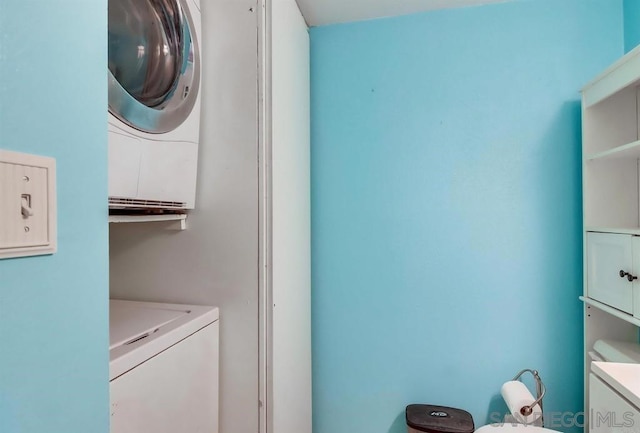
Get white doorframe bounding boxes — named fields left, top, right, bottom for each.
left=258, top=1, right=311, bottom=432
left=257, top=0, right=273, bottom=432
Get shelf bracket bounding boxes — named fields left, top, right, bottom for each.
left=108, top=214, right=188, bottom=231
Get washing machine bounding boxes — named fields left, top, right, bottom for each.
left=109, top=299, right=219, bottom=433
left=107, top=0, right=202, bottom=210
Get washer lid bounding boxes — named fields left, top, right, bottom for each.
left=109, top=299, right=218, bottom=381
left=109, top=301, right=188, bottom=349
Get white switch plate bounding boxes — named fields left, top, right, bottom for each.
left=0, top=150, right=56, bottom=259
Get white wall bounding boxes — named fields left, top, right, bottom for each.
left=269, top=0, right=312, bottom=431
left=109, top=0, right=260, bottom=431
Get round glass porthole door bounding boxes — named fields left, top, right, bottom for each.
left=108, top=0, right=200, bottom=134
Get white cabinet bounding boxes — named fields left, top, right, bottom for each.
left=582, top=45, right=640, bottom=428
left=589, top=373, right=639, bottom=433
left=586, top=232, right=639, bottom=315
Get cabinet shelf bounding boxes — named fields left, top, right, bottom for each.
left=585, top=140, right=640, bottom=161
left=582, top=44, right=640, bottom=108
left=580, top=296, right=640, bottom=327
left=585, top=227, right=640, bottom=236
left=108, top=214, right=187, bottom=230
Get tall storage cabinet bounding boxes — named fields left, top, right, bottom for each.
left=582, top=46, right=640, bottom=422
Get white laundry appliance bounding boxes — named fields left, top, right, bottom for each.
left=109, top=299, right=219, bottom=433
left=107, top=0, right=202, bottom=210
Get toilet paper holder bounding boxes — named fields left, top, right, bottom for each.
left=512, top=369, right=546, bottom=421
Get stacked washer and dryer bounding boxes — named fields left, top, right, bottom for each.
left=107, top=1, right=219, bottom=432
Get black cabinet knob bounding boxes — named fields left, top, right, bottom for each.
left=619, top=270, right=637, bottom=281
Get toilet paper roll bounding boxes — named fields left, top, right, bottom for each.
left=501, top=380, right=542, bottom=425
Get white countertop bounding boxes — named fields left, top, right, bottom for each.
left=592, top=361, right=640, bottom=409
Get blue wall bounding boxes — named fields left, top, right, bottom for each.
left=0, top=1, right=109, bottom=433
left=624, top=0, right=640, bottom=51
left=310, top=1, right=622, bottom=432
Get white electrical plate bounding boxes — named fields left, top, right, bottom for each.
left=0, top=149, right=56, bottom=259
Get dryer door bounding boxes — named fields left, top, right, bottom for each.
left=108, top=0, right=200, bottom=134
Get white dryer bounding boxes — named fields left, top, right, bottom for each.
left=109, top=299, right=219, bottom=433
left=108, top=0, right=202, bottom=210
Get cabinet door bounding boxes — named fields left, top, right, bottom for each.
left=589, top=373, right=639, bottom=433
left=587, top=232, right=633, bottom=314
left=633, top=236, right=640, bottom=319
